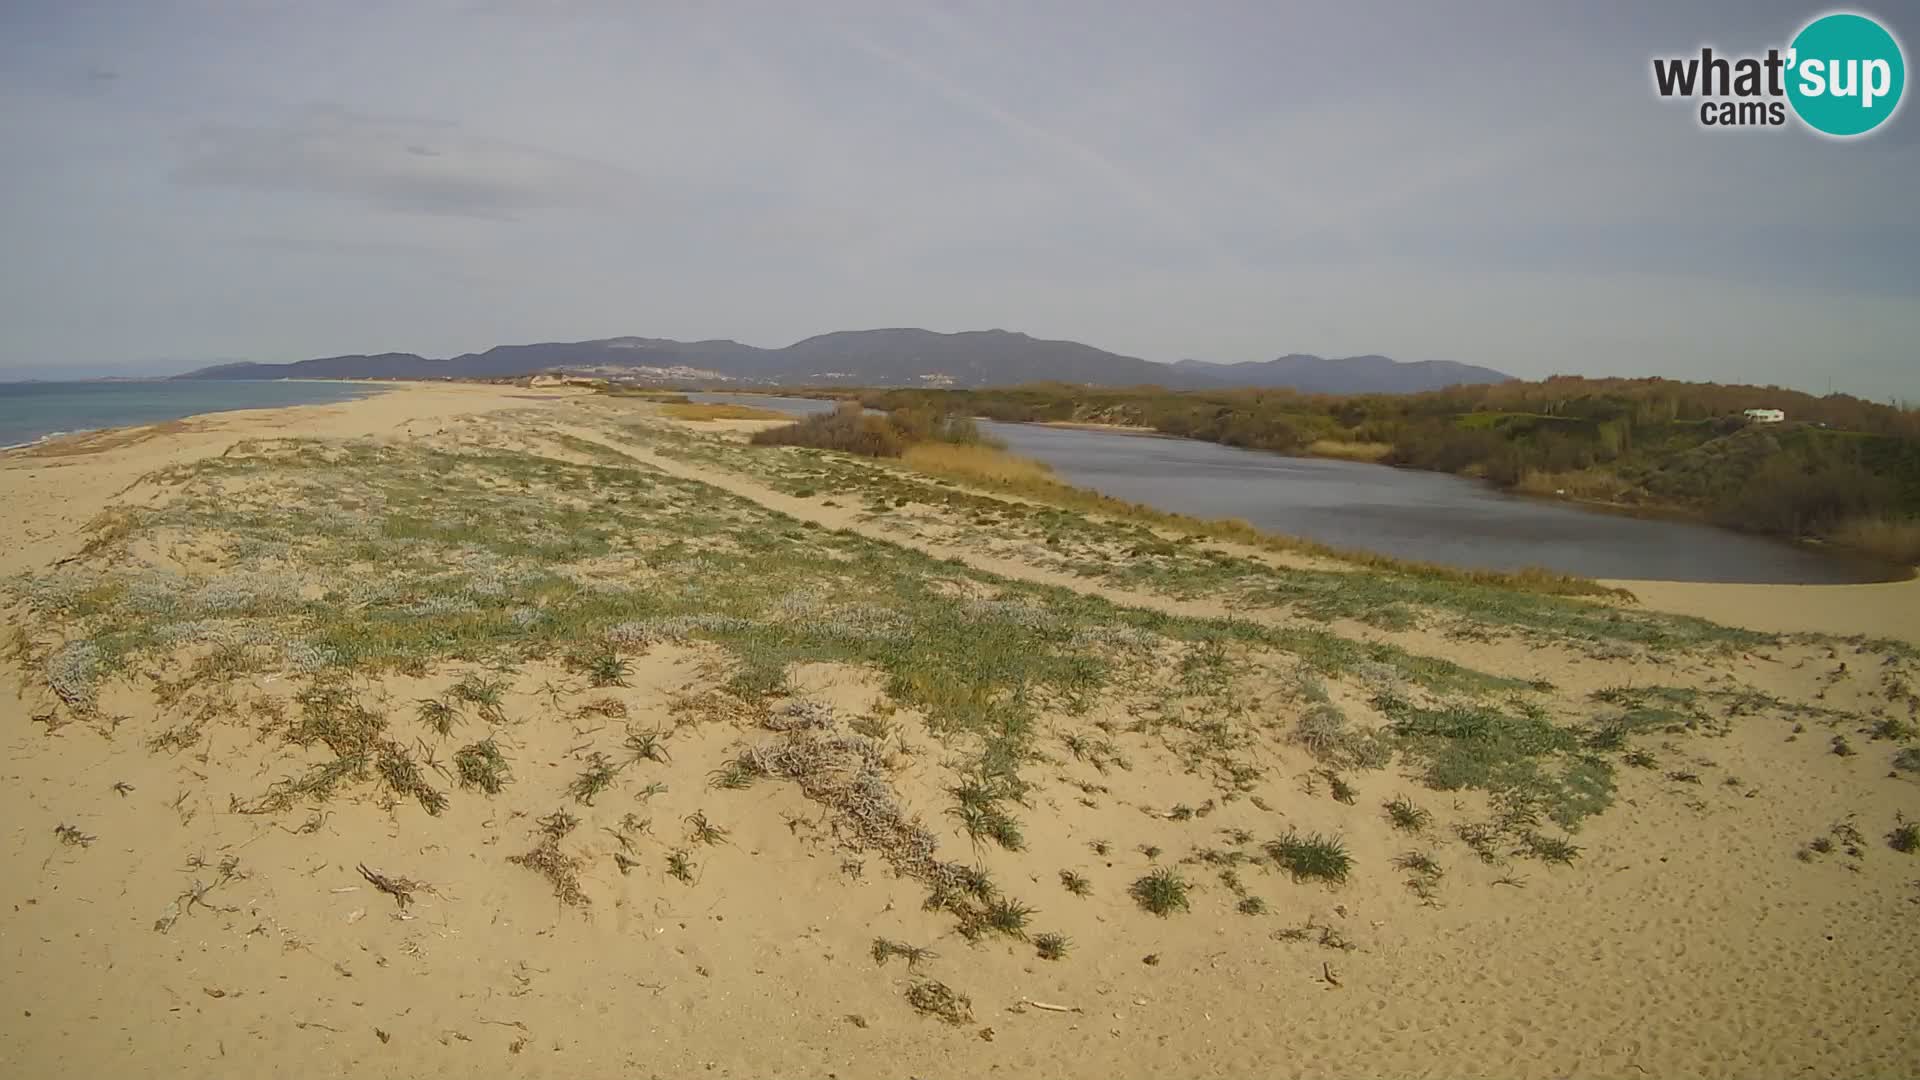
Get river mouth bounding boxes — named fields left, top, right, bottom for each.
left=687, top=393, right=1906, bottom=586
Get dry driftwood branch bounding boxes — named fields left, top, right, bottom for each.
left=358, top=863, right=423, bottom=908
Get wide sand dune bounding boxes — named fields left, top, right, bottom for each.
left=2, top=383, right=1915, bottom=1079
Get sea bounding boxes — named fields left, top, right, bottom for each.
left=0, top=380, right=387, bottom=450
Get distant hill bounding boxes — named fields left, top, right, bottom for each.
left=175, top=329, right=1513, bottom=393
left=1169, top=354, right=1513, bottom=394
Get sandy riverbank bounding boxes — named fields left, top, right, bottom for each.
left=1, top=385, right=1915, bottom=1079
left=1032, top=419, right=1165, bottom=435
left=1612, top=575, right=1920, bottom=645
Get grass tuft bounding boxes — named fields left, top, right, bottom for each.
left=1518, top=831, right=1581, bottom=865
left=666, top=848, right=696, bottom=884
left=567, top=752, right=621, bottom=805
left=708, top=758, right=759, bottom=790
left=981, top=895, right=1035, bottom=939
left=1322, top=771, right=1357, bottom=804
left=375, top=742, right=448, bottom=815
left=579, top=649, right=632, bottom=688
left=1384, top=794, right=1431, bottom=832
left=415, top=697, right=460, bottom=736
left=1393, top=850, right=1443, bottom=878
left=1266, top=830, right=1353, bottom=885
left=685, top=810, right=728, bottom=846
left=1890, top=815, right=1919, bottom=854
left=1128, top=867, right=1190, bottom=916
left=625, top=728, right=671, bottom=763
left=1868, top=716, right=1918, bottom=742
left=450, top=673, right=507, bottom=722
left=1033, top=932, right=1071, bottom=960
left=452, top=738, right=511, bottom=794
left=871, top=937, right=938, bottom=969
left=948, top=771, right=1026, bottom=851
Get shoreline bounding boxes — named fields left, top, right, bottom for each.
left=1, top=429, right=87, bottom=453
left=0, top=378, right=395, bottom=458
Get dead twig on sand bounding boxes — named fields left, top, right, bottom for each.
left=54, top=823, right=96, bottom=847
left=905, top=980, right=972, bottom=1025
left=154, top=855, right=245, bottom=933
left=358, top=863, right=427, bottom=909
left=1016, top=997, right=1081, bottom=1014
left=1322, top=961, right=1342, bottom=988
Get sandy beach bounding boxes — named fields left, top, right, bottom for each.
left=2, top=382, right=1916, bottom=1080
left=1607, top=576, right=1920, bottom=645
left=0, top=382, right=568, bottom=576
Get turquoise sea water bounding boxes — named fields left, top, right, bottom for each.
left=0, top=380, right=385, bottom=449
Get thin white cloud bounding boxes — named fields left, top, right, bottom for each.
left=826, top=22, right=1236, bottom=269
left=173, top=104, right=637, bottom=219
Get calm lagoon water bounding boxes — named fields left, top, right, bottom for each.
left=691, top=393, right=1896, bottom=585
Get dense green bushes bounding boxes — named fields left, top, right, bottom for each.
left=817, top=379, right=1920, bottom=558
left=749, top=402, right=988, bottom=458
left=1707, top=445, right=1900, bottom=536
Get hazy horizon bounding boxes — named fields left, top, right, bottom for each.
left=2, top=1, right=1915, bottom=398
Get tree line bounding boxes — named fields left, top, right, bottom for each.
left=813, top=377, right=1920, bottom=562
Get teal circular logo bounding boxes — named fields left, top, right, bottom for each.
left=1787, top=13, right=1905, bottom=136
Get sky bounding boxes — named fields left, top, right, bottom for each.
left=1, top=0, right=1916, bottom=398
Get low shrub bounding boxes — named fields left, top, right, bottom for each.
left=750, top=402, right=995, bottom=459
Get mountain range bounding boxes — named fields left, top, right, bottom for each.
left=175, top=328, right=1513, bottom=394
